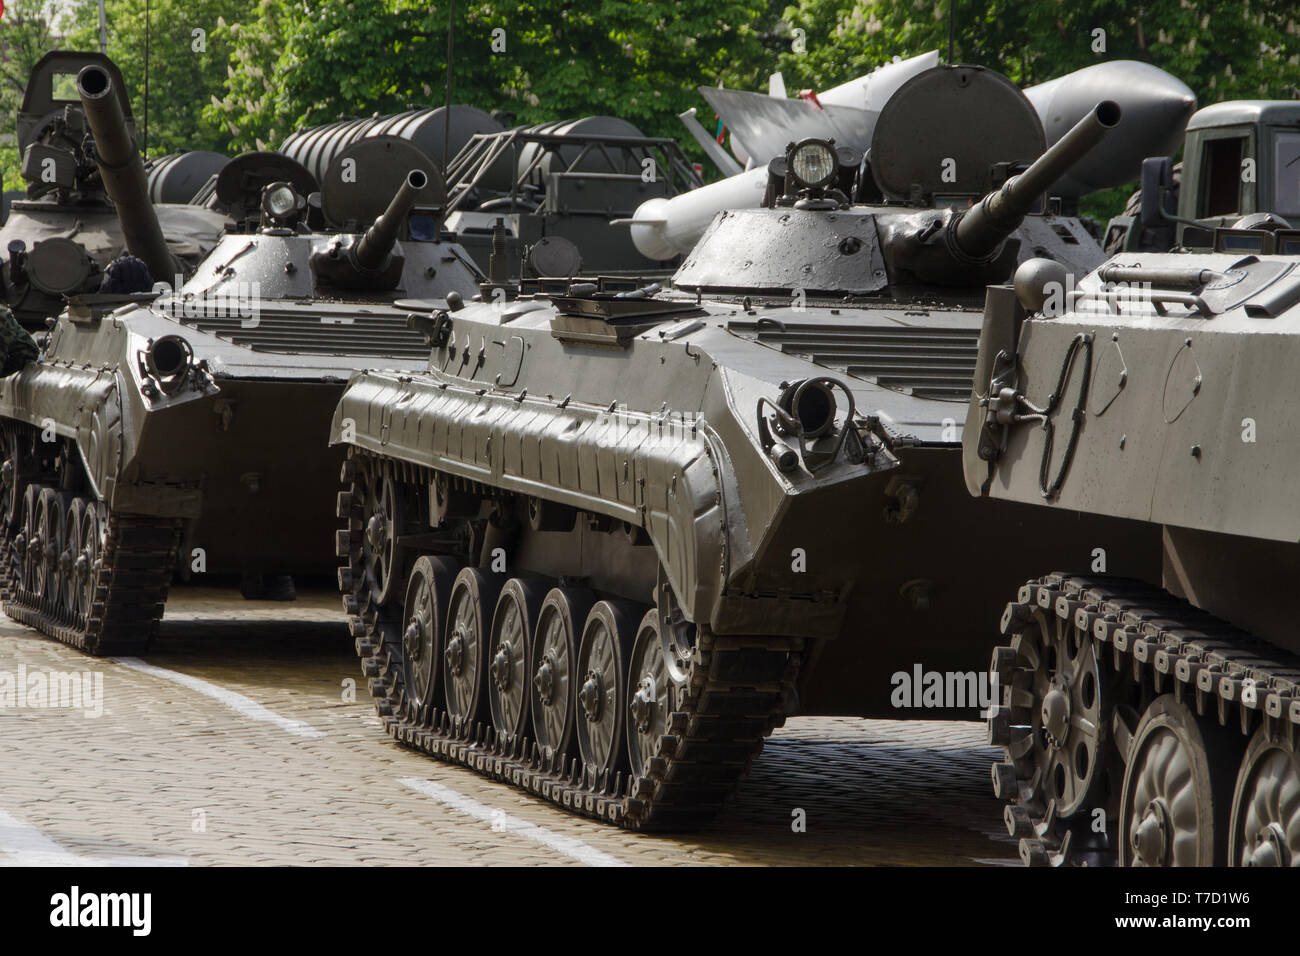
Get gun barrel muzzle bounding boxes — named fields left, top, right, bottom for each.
left=353, top=168, right=428, bottom=272
left=954, top=100, right=1122, bottom=260
left=76, top=64, right=175, bottom=285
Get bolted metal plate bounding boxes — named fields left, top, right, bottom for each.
left=672, top=207, right=888, bottom=295
left=871, top=65, right=1044, bottom=202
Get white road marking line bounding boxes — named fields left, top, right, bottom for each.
left=111, top=657, right=326, bottom=739
left=0, top=809, right=188, bottom=867
left=399, top=777, right=628, bottom=867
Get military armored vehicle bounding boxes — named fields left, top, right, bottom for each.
left=282, top=107, right=700, bottom=277
left=1104, top=98, right=1300, bottom=253
left=966, top=209, right=1300, bottom=865
left=0, top=51, right=229, bottom=330
left=329, top=65, right=1160, bottom=829
left=0, top=63, right=482, bottom=653
left=440, top=116, right=703, bottom=277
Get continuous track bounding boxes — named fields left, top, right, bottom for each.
left=990, top=573, right=1300, bottom=866
left=0, top=427, right=179, bottom=656
left=338, top=450, right=802, bottom=830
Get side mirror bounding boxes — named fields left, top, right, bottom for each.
left=1140, top=156, right=1174, bottom=228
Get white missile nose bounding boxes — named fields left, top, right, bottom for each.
left=629, top=198, right=674, bottom=261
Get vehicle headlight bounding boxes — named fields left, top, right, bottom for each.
left=262, top=182, right=299, bottom=219
left=789, top=140, right=837, bottom=189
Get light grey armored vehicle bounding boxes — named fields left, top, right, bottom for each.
left=330, top=66, right=1160, bottom=829
left=967, top=211, right=1300, bottom=866
left=0, top=64, right=481, bottom=654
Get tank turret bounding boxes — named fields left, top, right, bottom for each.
left=675, top=67, right=1119, bottom=300
left=952, top=101, right=1121, bottom=259
left=0, top=52, right=229, bottom=329
left=890, top=98, right=1121, bottom=284
left=75, top=63, right=176, bottom=285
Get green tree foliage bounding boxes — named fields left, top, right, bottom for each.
left=771, top=0, right=1300, bottom=101
left=4, top=0, right=1297, bottom=209
left=210, top=0, right=772, bottom=153
left=60, top=0, right=257, bottom=157
left=0, top=0, right=60, bottom=189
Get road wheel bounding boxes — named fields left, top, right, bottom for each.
left=626, top=607, right=674, bottom=779
left=442, top=567, right=505, bottom=729
left=33, top=487, right=56, bottom=609
left=57, top=493, right=81, bottom=622
left=529, top=586, right=594, bottom=763
left=487, top=576, right=547, bottom=748
left=576, top=600, right=637, bottom=782
left=76, top=499, right=102, bottom=621
left=13, top=483, right=38, bottom=593
left=1119, top=694, right=1240, bottom=866
left=400, top=556, right=459, bottom=726
left=1228, top=726, right=1300, bottom=866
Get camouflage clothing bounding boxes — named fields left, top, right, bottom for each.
left=0, top=305, right=38, bottom=376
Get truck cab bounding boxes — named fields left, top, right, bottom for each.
left=1105, top=99, right=1300, bottom=251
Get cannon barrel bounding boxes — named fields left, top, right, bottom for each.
left=953, top=100, right=1122, bottom=260
left=353, top=169, right=428, bottom=272
left=76, top=64, right=175, bottom=285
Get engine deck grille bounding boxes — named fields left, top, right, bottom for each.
left=175, top=306, right=432, bottom=359
left=728, top=319, right=979, bottom=401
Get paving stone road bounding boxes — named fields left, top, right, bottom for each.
left=0, top=585, right=1018, bottom=866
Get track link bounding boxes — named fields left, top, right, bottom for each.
left=991, top=572, right=1300, bottom=866
left=339, top=451, right=802, bottom=830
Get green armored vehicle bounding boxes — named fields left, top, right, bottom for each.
left=967, top=210, right=1300, bottom=865
left=0, top=63, right=482, bottom=653
left=0, top=51, right=228, bottom=330
left=330, top=66, right=1159, bottom=829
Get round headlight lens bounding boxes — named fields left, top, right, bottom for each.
left=789, top=141, right=837, bottom=189
left=263, top=183, right=298, bottom=218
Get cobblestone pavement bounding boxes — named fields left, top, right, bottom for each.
left=0, top=585, right=1018, bottom=866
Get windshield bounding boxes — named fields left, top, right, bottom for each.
left=50, top=72, right=80, bottom=102
left=1272, top=130, right=1300, bottom=219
